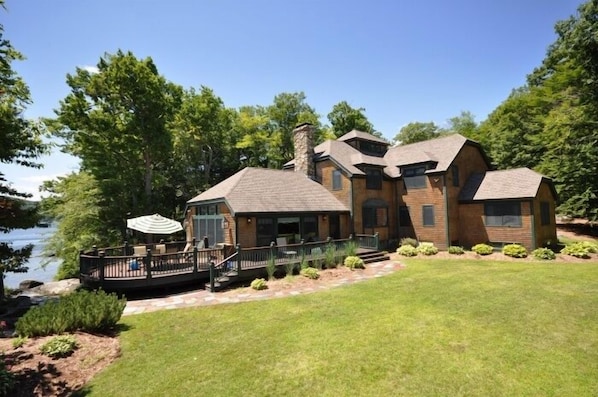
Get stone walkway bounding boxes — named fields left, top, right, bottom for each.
left=123, top=259, right=403, bottom=316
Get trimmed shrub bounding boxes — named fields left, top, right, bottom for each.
left=578, top=241, right=598, bottom=253
left=397, top=244, right=418, bottom=257
left=502, top=244, right=528, bottom=258
left=40, top=334, right=78, bottom=358
left=344, top=255, right=365, bottom=270
left=448, top=245, right=465, bottom=255
left=472, top=243, right=493, bottom=255
left=300, top=267, right=320, bottom=279
left=532, top=247, right=556, bottom=260
left=400, top=237, right=418, bottom=248
left=250, top=278, right=268, bottom=290
left=344, top=240, right=358, bottom=257
left=417, top=242, right=438, bottom=256
left=561, top=242, right=593, bottom=258
left=15, top=289, right=126, bottom=337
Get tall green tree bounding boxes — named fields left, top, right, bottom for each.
left=479, top=1, right=598, bottom=220
left=393, top=121, right=439, bottom=145
left=0, top=2, right=48, bottom=295
left=327, top=101, right=375, bottom=138
left=266, top=92, right=321, bottom=166
left=234, top=105, right=273, bottom=168
left=443, top=111, right=479, bottom=139
left=169, top=86, right=238, bottom=208
left=40, top=172, right=113, bottom=279
left=52, top=50, right=183, bottom=235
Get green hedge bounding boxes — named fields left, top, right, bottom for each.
left=15, top=289, right=126, bottom=337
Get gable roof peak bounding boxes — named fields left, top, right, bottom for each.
left=337, top=130, right=388, bottom=145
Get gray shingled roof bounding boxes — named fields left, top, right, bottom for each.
left=337, top=130, right=389, bottom=145
left=286, top=133, right=486, bottom=179
left=459, top=168, right=553, bottom=201
left=187, top=167, right=349, bottom=214
left=384, top=134, right=472, bottom=178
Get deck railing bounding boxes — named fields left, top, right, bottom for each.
left=80, top=233, right=380, bottom=289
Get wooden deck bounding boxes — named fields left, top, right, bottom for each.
left=80, top=235, right=384, bottom=292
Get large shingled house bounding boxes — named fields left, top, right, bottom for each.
left=185, top=123, right=557, bottom=251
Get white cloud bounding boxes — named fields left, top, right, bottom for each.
left=11, top=174, right=66, bottom=201
left=81, top=65, right=99, bottom=74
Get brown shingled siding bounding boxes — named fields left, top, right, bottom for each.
left=237, top=215, right=255, bottom=248
left=458, top=203, right=488, bottom=248
left=533, top=182, right=558, bottom=247
left=487, top=201, right=533, bottom=250
left=221, top=204, right=235, bottom=246
left=458, top=201, right=535, bottom=250
left=446, top=144, right=491, bottom=245
left=351, top=177, right=395, bottom=242
left=317, top=160, right=351, bottom=207
left=398, top=175, right=448, bottom=249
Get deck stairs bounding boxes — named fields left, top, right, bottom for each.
left=205, top=249, right=389, bottom=292
left=357, top=250, right=390, bottom=264
left=205, top=270, right=239, bottom=292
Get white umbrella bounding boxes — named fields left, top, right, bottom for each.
left=126, top=213, right=183, bottom=235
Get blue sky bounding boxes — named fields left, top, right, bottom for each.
left=3, top=0, right=584, bottom=199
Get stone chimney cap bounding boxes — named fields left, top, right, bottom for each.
left=293, top=122, right=313, bottom=130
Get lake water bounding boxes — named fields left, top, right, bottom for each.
left=0, top=225, right=61, bottom=289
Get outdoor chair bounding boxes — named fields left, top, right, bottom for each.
left=154, top=244, right=166, bottom=255
left=153, top=244, right=167, bottom=267
left=276, top=237, right=297, bottom=258
left=133, top=245, right=147, bottom=257
left=130, top=245, right=147, bottom=270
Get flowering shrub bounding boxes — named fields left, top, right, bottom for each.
left=397, top=245, right=418, bottom=257
left=300, top=267, right=320, bottom=279
left=502, top=244, right=528, bottom=258
left=400, top=237, right=418, bottom=248
left=471, top=243, right=493, bottom=255
left=448, top=246, right=465, bottom=255
left=561, top=242, right=594, bottom=258
left=417, top=242, right=438, bottom=256
left=531, top=247, right=556, bottom=260
left=40, top=335, right=78, bottom=358
left=250, top=278, right=268, bottom=290
left=344, top=256, right=365, bottom=270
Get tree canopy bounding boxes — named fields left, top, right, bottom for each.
left=327, top=101, right=376, bottom=138
left=393, top=121, right=440, bottom=145
left=478, top=0, right=598, bottom=220
left=0, top=3, right=48, bottom=295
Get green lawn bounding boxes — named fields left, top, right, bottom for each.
left=82, top=259, right=598, bottom=397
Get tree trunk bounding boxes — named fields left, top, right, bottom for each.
left=0, top=271, right=5, bottom=299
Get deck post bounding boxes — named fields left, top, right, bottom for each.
left=98, top=251, right=105, bottom=282
left=78, top=250, right=84, bottom=282
left=123, top=240, right=129, bottom=256
left=236, top=244, right=241, bottom=276
left=270, top=241, right=276, bottom=265
left=209, top=262, right=215, bottom=292
left=374, top=232, right=380, bottom=251
left=146, top=249, right=152, bottom=280
left=300, top=239, right=305, bottom=264
left=92, top=245, right=98, bottom=256
left=192, top=244, right=198, bottom=274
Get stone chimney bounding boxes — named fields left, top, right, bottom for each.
left=293, top=122, right=315, bottom=178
